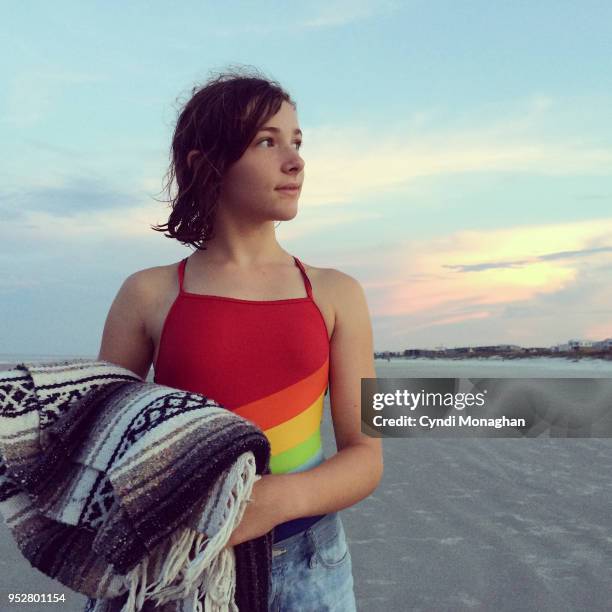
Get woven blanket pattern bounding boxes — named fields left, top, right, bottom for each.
left=0, top=360, right=273, bottom=612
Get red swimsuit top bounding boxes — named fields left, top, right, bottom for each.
left=153, top=255, right=330, bottom=542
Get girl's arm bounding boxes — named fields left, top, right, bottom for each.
left=279, top=269, right=384, bottom=519
left=97, top=271, right=154, bottom=381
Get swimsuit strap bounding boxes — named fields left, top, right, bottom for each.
left=178, top=258, right=188, bottom=292
left=293, top=256, right=313, bottom=299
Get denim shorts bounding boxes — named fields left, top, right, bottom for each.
left=268, top=511, right=357, bottom=611
left=83, top=512, right=357, bottom=612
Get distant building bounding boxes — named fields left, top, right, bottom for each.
left=593, top=338, right=612, bottom=349
left=552, top=343, right=570, bottom=352
left=446, top=347, right=473, bottom=354
left=473, top=344, right=521, bottom=352
left=552, top=339, right=608, bottom=352
left=568, top=339, right=593, bottom=349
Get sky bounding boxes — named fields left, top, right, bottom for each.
left=2, top=0, right=612, bottom=356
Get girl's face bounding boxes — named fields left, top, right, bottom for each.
left=217, top=100, right=304, bottom=223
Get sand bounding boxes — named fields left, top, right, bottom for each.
left=1, top=358, right=610, bottom=610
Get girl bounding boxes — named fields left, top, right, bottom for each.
left=97, top=67, right=383, bottom=611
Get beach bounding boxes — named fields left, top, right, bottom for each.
left=341, top=358, right=612, bottom=611
left=1, top=357, right=611, bottom=610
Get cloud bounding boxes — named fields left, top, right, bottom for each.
left=444, top=246, right=612, bottom=272
left=286, top=93, right=612, bottom=210
left=0, top=178, right=139, bottom=219
left=277, top=205, right=383, bottom=240
left=382, top=218, right=612, bottom=316
left=575, top=194, right=612, bottom=201
left=298, top=125, right=612, bottom=209
left=538, top=246, right=612, bottom=261
left=19, top=137, right=89, bottom=158
left=301, top=0, right=401, bottom=28
left=327, top=217, right=612, bottom=349
left=529, top=94, right=554, bottom=113
left=202, top=0, right=400, bottom=37
left=3, top=69, right=108, bottom=128
left=444, top=260, right=532, bottom=272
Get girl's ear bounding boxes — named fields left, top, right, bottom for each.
left=187, top=149, right=201, bottom=170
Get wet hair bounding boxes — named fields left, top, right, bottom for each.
left=150, top=65, right=296, bottom=250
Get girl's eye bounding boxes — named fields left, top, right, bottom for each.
left=257, top=138, right=303, bottom=150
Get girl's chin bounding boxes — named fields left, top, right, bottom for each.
left=274, top=207, right=299, bottom=221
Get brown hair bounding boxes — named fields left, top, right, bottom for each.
left=150, top=65, right=296, bottom=250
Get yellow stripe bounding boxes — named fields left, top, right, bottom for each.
left=270, top=431, right=323, bottom=473
left=265, top=391, right=324, bottom=456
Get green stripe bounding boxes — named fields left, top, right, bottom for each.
left=270, top=429, right=322, bottom=473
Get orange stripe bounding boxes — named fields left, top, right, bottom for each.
left=234, top=357, right=328, bottom=429
left=266, top=391, right=324, bottom=456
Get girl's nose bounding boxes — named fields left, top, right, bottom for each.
left=283, top=148, right=304, bottom=173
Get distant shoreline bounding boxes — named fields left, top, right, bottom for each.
left=2, top=353, right=610, bottom=374
left=376, top=353, right=612, bottom=362
left=0, top=356, right=94, bottom=371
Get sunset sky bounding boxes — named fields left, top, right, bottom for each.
left=2, top=1, right=612, bottom=355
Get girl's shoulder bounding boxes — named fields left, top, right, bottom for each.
left=300, top=260, right=363, bottom=297
left=122, top=262, right=180, bottom=323
left=126, top=261, right=178, bottom=295
left=298, top=261, right=367, bottom=331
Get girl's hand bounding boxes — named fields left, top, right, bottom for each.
left=225, top=474, right=288, bottom=547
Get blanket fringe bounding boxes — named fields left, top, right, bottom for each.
left=119, top=452, right=261, bottom=612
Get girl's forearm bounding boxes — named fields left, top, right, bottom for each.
left=275, top=444, right=383, bottom=521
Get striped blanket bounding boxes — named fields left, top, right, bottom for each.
left=0, top=359, right=273, bottom=612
